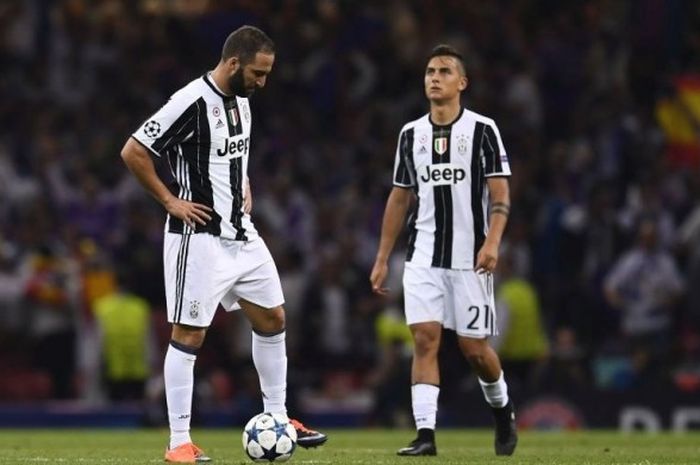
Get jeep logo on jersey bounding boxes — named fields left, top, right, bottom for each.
left=420, top=163, right=466, bottom=185
left=434, top=137, right=448, bottom=155
left=217, top=136, right=250, bottom=156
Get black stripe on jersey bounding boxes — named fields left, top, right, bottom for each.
left=431, top=127, right=453, bottom=268
left=166, top=150, right=184, bottom=232
left=229, top=156, right=248, bottom=241
left=471, top=122, right=486, bottom=264
left=406, top=196, right=419, bottom=262
left=398, top=128, right=419, bottom=261
left=482, top=124, right=502, bottom=174
left=174, top=98, right=223, bottom=236
left=151, top=102, right=198, bottom=155
left=394, top=128, right=415, bottom=185
left=224, top=98, right=244, bottom=137
left=174, top=234, right=191, bottom=323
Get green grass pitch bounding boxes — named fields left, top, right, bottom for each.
left=0, top=429, right=698, bottom=464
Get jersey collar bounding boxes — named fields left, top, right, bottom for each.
left=203, top=73, right=235, bottom=99
left=429, top=107, right=464, bottom=129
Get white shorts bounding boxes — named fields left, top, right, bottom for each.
left=403, top=263, right=498, bottom=338
left=164, top=233, right=284, bottom=327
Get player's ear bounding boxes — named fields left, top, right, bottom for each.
left=459, top=75, right=468, bottom=91
left=227, top=56, right=240, bottom=73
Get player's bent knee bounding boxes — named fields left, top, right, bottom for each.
left=253, top=306, right=285, bottom=333
left=241, top=300, right=286, bottom=333
left=266, top=307, right=286, bottom=331
left=171, top=324, right=207, bottom=348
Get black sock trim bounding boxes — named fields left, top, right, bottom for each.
left=169, top=340, right=199, bottom=355
left=252, top=328, right=286, bottom=337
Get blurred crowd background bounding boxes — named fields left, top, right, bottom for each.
left=1, top=0, right=699, bottom=428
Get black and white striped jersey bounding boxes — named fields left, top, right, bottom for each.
left=132, top=73, right=256, bottom=241
left=393, top=107, right=511, bottom=270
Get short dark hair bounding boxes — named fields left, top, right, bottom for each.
left=428, top=44, right=466, bottom=75
left=221, top=25, right=275, bottom=65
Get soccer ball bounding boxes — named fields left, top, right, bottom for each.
left=242, top=412, right=297, bottom=462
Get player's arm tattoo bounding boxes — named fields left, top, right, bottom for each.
left=490, top=201, right=510, bottom=217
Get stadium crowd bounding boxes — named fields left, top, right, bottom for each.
left=0, top=0, right=699, bottom=424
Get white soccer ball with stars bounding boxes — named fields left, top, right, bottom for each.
left=242, top=412, right=297, bottom=462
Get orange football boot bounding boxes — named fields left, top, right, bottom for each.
left=164, top=443, right=211, bottom=463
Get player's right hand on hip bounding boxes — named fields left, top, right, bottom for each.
left=165, top=198, right=213, bottom=229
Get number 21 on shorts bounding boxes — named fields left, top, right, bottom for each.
left=466, top=304, right=494, bottom=335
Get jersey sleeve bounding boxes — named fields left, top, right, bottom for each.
left=481, top=122, right=511, bottom=177
left=131, top=88, right=199, bottom=157
left=392, top=127, right=416, bottom=187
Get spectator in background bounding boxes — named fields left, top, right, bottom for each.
left=492, top=249, right=549, bottom=392
left=24, top=244, right=81, bottom=399
left=93, top=268, right=154, bottom=401
left=0, top=238, right=30, bottom=338
left=677, top=181, right=700, bottom=328
left=604, top=217, right=684, bottom=381
left=367, top=302, right=413, bottom=427
left=299, top=245, right=367, bottom=370
left=254, top=173, right=316, bottom=256
left=546, top=326, right=589, bottom=392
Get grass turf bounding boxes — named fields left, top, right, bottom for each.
left=0, top=429, right=698, bottom=464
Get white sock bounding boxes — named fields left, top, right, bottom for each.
left=165, top=343, right=197, bottom=449
left=412, top=383, right=439, bottom=430
left=479, top=371, right=509, bottom=408
left=252, top=330, right=287, bottom=414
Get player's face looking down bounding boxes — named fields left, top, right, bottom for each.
left=424, top=56, right=468, bottom=103
left=226, top=52, right=275, bottom=97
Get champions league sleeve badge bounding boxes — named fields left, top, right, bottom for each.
left=143, top=120, right=161, bottom=138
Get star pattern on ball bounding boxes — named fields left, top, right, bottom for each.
left=243, top=413, right=296, bottom=462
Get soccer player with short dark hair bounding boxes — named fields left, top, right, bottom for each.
left=121, top=25, right=327, bottom=463
left=370, top=44, right=518, bottom=457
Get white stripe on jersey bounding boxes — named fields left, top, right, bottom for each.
left=393, top=108, right=511, bottom=270
left=180, top=150, right=193, bottom=234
